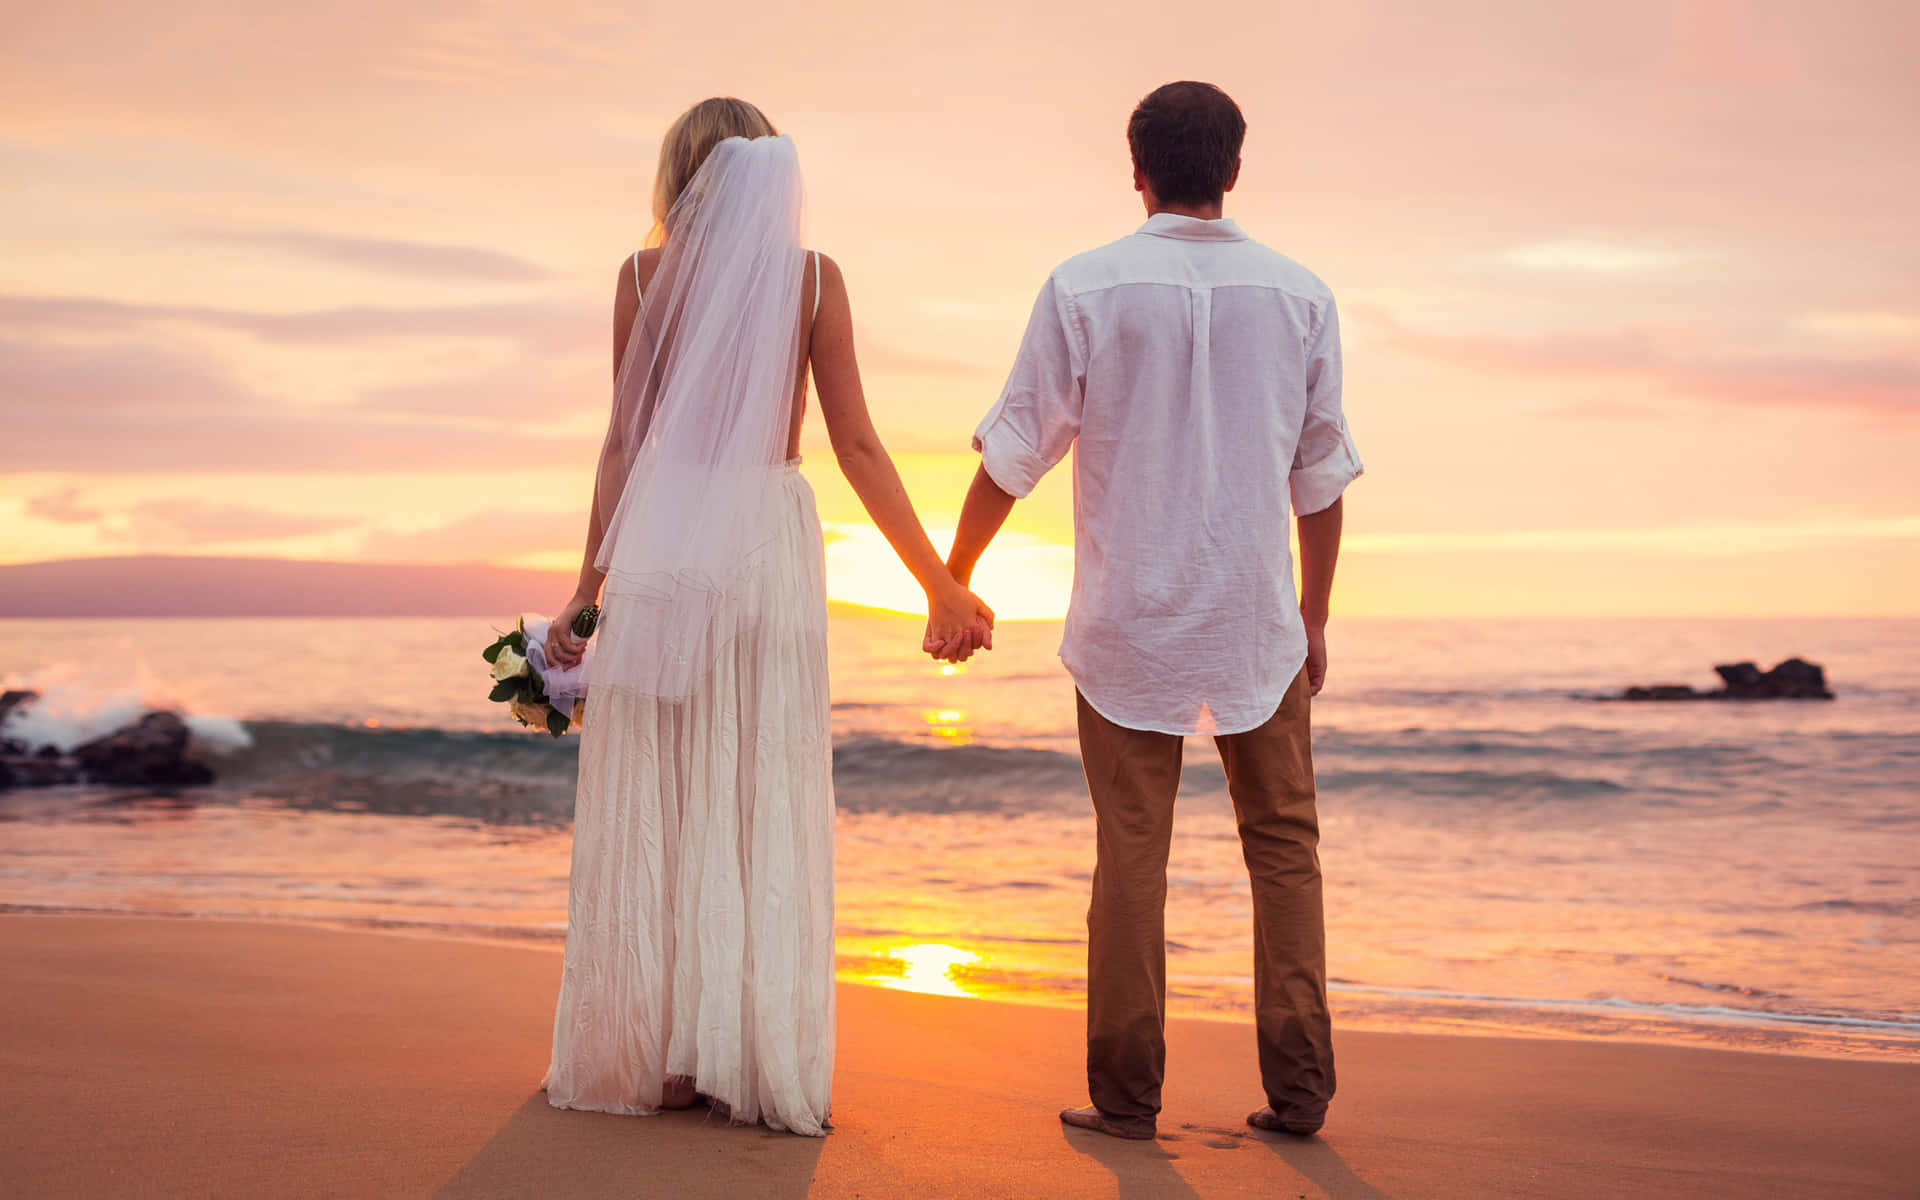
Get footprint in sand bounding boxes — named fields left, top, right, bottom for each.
left=1178, top=1122, right=1251, bottom=1149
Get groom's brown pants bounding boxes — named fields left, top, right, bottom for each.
left=1076, top=668, right=1334, bottom=1134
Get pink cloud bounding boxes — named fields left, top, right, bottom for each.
left=190, top=230, right=552, bottom=283
left=1363, top=311, right=1920, bottom=418
left=357, top=509, right=583, bottom=564
left=0, top=338, right=596, bottom=473
left=0, top=294, right=599, bottom=352
left=359, top=355, right=605, bottom=421
left=24, top=487, right=101, bottom=524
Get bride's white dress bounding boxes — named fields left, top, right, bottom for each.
left=542, top=134, right=834, bottom=1137
left=543, top=462, right=835, bottom=1136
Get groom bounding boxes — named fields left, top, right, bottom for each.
left=943, top=81, right=1362, bottom=1139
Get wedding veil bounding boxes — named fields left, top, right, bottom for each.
left=588, top=134, right=807, bottom=701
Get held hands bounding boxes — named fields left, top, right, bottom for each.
left=547, top=594, right=593, bottom=670
left=923, top=579, right=995, bottom=664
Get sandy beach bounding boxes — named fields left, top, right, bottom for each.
left=0, top=914, right=1913, bottom=1198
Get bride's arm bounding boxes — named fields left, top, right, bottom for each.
left=810, top=253, right=992, bottom=660
left=548, top=258, right=644, bottom=669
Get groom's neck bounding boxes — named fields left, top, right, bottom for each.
left=1145, top=198, right=1225, bottom=221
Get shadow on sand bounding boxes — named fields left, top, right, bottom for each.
left=1062, top=1118, right=1393, bottom=1199
left=1250, top=1129, right=1391, bottom=1199
left=437, top=1093, right=825, bottom=1200
left=1062, top=1126, right=1206, bottom=1200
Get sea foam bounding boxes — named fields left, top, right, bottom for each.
left=1, top=664, right=252, bottom=754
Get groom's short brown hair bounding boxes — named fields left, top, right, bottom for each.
left=1127, top=82, right=1245, bottom=207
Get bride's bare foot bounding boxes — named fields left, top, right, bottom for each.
left=661, top=1076, right=698, bottom=1110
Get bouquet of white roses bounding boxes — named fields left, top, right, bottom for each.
left=482, top=615, right=592, bottom=737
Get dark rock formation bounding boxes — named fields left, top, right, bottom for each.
left=1742, top=658, right=1830, bottom=697
left=1621, top=657, right=1834, bottom=701
left=1624, top=684, right=1701, bottom=701
left=1, top=689, right=35, bottom=755
left=72, top=712, right=214, bottom=787
left=1, top=693, right=217, bottom=790
left=1, top=754, right=81, bottom=788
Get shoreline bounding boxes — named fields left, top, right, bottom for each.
left=4, top=912, right=1916, bottom=1198
left=7, top=905, right=1916, bottom=1066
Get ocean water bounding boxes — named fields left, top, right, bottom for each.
left=2, top=614, right=1917, bottom=1060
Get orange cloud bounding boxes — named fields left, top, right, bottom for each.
left=111, top=500, right=362, bottom=546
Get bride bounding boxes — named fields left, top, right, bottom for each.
left=537, top=97, right=992, bottom=1137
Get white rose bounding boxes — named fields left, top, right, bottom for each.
left=490, top=646, right=529, bottom=682
left=508, top=698, right=549, bottom=727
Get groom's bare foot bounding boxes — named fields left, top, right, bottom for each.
left=1059, top=1105, right=1156, bottom=1140
left=661, top=1076, right=698, bottom=1110
left=1247, top=1104, right=1324, bottom=1136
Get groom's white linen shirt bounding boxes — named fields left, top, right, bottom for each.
left=972, top=213, right=1362, bottom=736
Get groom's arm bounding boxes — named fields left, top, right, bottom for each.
left=1290, top=292, right=1360, bottom=697
left=946, top=465, right=1017, bottom=587
left=953, top=274, right=1085, bottom=587
left=1296, top=496, right=1343, bottom=625
left=1295, top=497, right=1343, bottom=696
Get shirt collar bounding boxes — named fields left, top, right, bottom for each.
left=1135, top=213, right=1248, bottom=242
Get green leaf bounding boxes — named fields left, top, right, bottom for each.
left=506, top=631, right=527, bottom=653
left=489, top=679, right=519, bottom=702
left=482, top=637, right=507, bottom=664
left=546, top=708, right=570, bottom=737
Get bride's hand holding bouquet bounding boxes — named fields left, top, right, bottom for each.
left=481, top=603, right=599, bottom=737
left=546, top=594, right=600, bottom=671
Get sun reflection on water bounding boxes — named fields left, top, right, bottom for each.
left=922, top=707, right=972, bottom=745
left=876, top=943, right=982, bottom=997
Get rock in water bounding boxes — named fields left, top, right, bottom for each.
left=1711, top=658, right=1832, bottom=699
left=3, top=695, right=216, bottom=791
left=1624, top=684, right=1703, bottom=701
left=1761, top=657, right=1831, bottom=698
left=71, top=711, right=216, bottom=787
left=1622, top=657, right=1834, bottom=701
left=0, top=689, right=36, bottom=755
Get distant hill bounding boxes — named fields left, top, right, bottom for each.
left=0, top=556, right=924, bottom=619
left=0, top=556, right=576, bottom=617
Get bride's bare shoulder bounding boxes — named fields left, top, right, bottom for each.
left=619, top=248, right=665, bottom=296
left=808, top=250, right=845, bottom=298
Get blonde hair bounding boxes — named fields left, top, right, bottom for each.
left=651, top=97, right=779, bottom=228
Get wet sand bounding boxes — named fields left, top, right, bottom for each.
left=1, top=914, right=1914, bottom=1198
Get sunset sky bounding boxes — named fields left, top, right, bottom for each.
left=3, top=0, right=1916, bottom=617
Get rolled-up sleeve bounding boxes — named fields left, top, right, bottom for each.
left=1289, top=295, right=1363, bottom=515
left=972, top=275, right=1086, bottom=498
